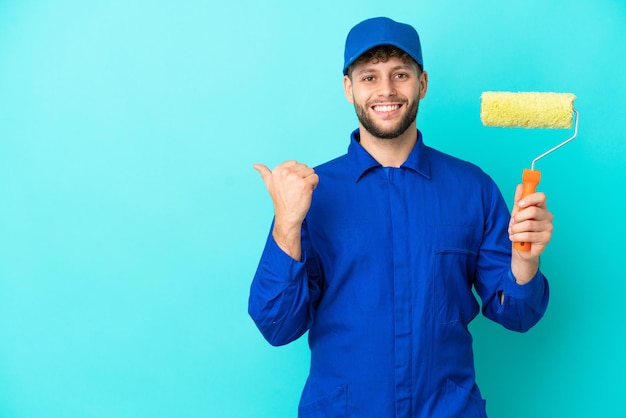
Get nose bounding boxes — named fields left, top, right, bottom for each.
left=378, top=77, right=396, bottom=97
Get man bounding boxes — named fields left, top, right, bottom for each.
left=249, top=16, right=552, bottom=417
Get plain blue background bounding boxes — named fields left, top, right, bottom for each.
left=1, top=0, right=625, bottom=416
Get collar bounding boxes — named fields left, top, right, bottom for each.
left=348, top=129, right=432, bottom=182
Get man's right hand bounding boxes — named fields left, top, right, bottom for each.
left=254, top=161, right=319, bottom=261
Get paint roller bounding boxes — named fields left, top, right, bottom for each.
left=480, top=91, right=578, bottom=251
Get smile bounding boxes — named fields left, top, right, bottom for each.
left=372, top=104, right=402, bottom=112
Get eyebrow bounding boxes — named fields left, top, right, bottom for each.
left=356, top=64, right=414, bottom=76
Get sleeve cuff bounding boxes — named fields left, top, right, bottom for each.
left=261, top=234, right=307, bottom=283
left=503, top=269, right=547, bottom=302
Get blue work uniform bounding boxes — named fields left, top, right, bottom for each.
left=249, top=129, right=549, bottom=417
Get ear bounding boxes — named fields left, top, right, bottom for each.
left=419, top=71, right=429, bottom=100
left=343, top=75, right=354, bottom=104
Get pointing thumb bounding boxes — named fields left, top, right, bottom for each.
left=253, top=163, right=271, bottom=184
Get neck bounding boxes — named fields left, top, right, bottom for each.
left=358, top=124, right=418, bottom=167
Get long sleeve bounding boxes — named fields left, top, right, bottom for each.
left=248, top=223, right=322, bottom=346
left=474, top=179, right=550, bottom=333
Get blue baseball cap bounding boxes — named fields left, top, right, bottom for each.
left=343, top=17, right=423, bottom=75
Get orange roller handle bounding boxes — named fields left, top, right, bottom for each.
left=513, top=169, right=541, bottom=252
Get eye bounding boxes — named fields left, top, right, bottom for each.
left=362, top=76, right=375, bottom=82
left=395, top=73, right=409, bottom=79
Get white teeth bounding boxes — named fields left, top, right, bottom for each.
left=374, top=105, right=400, bottom=112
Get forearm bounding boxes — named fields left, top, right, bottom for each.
left=500, top=251, right=540, bottom=310
left=510, top=252, right=540, bottom=285
left=248, top=233, right=317, bottom=346
left=272, top=218, right=303, bottom=261
left=478, top=181, right=550, bottom=331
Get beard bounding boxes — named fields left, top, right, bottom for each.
left=354, top=97, right=419, bottom=140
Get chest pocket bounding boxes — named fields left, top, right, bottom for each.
left=432, top=224, right=481, bottom=324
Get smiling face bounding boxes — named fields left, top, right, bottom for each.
left=344, top=47, right=428, bottom=140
